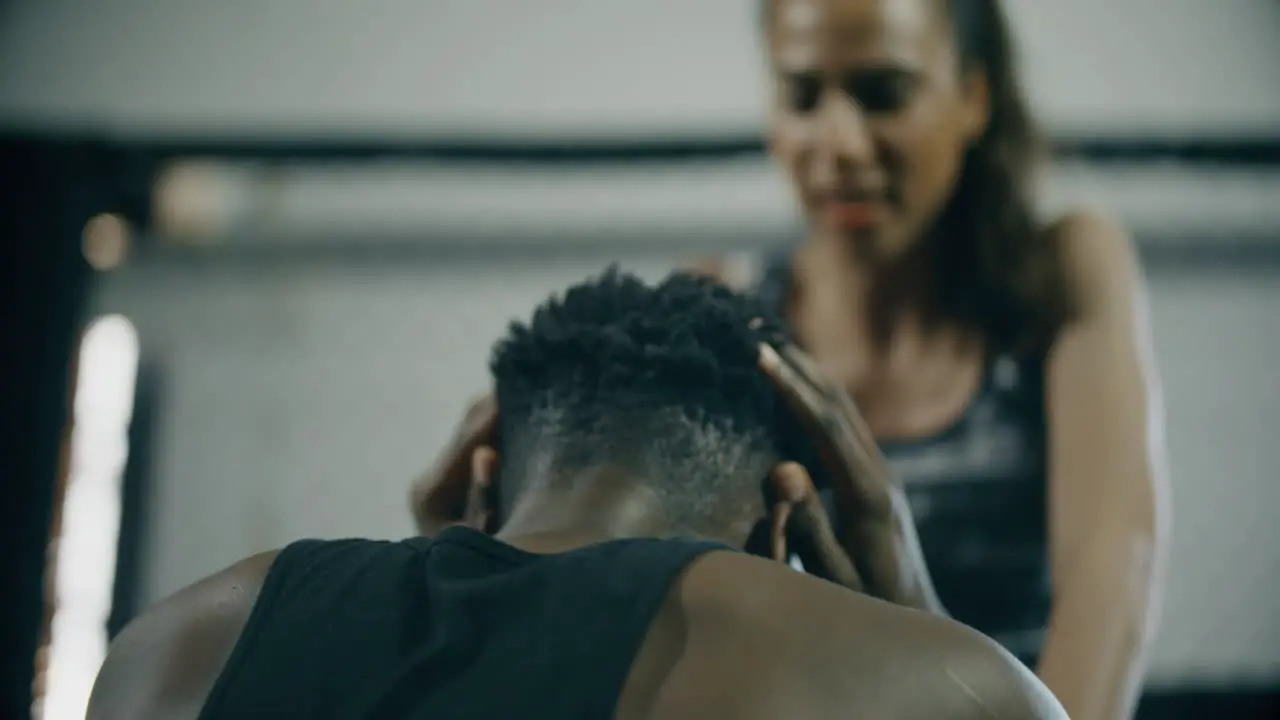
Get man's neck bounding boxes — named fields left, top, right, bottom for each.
left=495, top=471, right=673, bottom=554
left=493, top=469, right=742, bottom=554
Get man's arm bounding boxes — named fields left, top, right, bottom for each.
left=87, top=551, right=278, bottom=720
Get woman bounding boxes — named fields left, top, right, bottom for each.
left=413, top=1, right=1169, bottom=718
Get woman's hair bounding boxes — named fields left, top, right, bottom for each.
left=763, top=0, right=1076, bottom=354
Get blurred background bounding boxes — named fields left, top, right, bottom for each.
left=1, top=0, right=1278, bottom=718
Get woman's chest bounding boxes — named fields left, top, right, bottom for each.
left=797, top=328, right=986, bottom=443
left=879, top=362, right=1047, bottom=493
left=800, top=322, right=1049, bottom=493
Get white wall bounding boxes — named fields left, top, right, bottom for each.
left=1, top=0, right=1278, bottom=137
left=91, top=253, right=1280, bottom=686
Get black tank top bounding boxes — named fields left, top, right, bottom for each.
left=198, top=528, right=729, bottom=719
left=753, top=253, right=1053, bottom=668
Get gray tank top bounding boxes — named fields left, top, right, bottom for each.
left=748, top=252, right=1053, bottom=667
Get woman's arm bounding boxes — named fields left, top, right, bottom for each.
left=1037, top=210, right=1172, bottom=719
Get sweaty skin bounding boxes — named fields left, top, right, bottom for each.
left=88, top=543, right=1067, bottom=720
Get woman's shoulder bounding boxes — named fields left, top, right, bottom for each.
left=1042, top=206, right=1133, bottom=254
left=1039, top=207, right=1142, bottom=317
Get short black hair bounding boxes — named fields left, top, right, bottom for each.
left=490, top=268, right=791, bottom=533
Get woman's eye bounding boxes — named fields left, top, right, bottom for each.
left=784, top=75, right=822, bottom=113
left=847, top=73, right=915, bottom=114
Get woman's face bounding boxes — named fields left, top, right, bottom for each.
left=767, top=0, right=990, bottom=261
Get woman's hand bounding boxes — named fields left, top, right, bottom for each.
left=759, top=341, right=946, bottom=615
left=409, top=394, right=499, bottom=537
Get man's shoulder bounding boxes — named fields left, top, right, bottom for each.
left=673, top=550, right=1067, bottom=718
left=676, top=548, right=962, bottom=643
left=87, top=550, right=280, bottom=720
left=88, top=536, right=426, bottom=720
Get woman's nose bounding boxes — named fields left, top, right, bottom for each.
left=807, top=90, right=876, bottom=192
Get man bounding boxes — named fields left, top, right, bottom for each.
left=89, top=269, right=1066, bottom=719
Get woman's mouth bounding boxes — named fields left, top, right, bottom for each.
left=825, top=197, right=887, bottom=230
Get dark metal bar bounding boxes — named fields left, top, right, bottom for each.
left=109, top=230, right=1280, bottom=274
left=2, top=130, right=1279, bottom=166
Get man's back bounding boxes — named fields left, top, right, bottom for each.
left=89, top=530, right=1065, bottom=719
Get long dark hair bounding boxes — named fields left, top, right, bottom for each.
left=764, top=0, right=1075, bottom=355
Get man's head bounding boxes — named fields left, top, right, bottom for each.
left=487, top=268, right=795, bottom=543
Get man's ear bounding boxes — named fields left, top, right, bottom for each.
left=466, top=446, right=500, bottom=533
